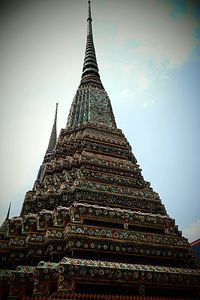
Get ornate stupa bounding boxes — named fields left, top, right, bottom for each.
left=0, top=2, right=200, bottom=299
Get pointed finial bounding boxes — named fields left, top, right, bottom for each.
left=87, top=0, right=93, bottom=36
left=88, top=1, right=92, bottom=20
left=55, top=102, right=58, bottom=123
left=5, top=202, right=11, bottom=220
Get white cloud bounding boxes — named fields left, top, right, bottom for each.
left=183, top=219, right=200, bottom=242
left=121, top=63, right=133, bottom=76
left=143, top=98, right=155, bottom=108
left=137, top=73, right=151, bottom=91
left=120, top=88, right=133, bottom=98
left=106, top=0, right=199, bottom=68
left=97, top=0, right=199, bottom=94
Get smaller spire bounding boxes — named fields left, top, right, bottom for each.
left=35, top=103, right=58, bottom=183
left=0, top=202, right=11, bottom=236
left=45, top=103, right=58, bottom=157
left=5, top=202, right=11, bottom=220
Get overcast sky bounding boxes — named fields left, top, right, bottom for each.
left=0, top=0, right=200, bottom=242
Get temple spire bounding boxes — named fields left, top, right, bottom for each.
left=45, top=103, right=58, bottom=158
left=0, top=202, right=11, bottom=236
left=5, top=202, right=11, bottom=221
left=81, top=0, right=101, bottom=84
left=66, top=2, right=117, bottom=129
left=35, top=103, right=58, bottom=183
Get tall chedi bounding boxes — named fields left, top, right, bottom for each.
left=0, top=2, right=200, bottom=299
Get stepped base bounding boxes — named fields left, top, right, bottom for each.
left=1, top=258, right=199, bottom=299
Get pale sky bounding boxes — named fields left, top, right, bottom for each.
left=0, top=0, right=200, bottom=242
